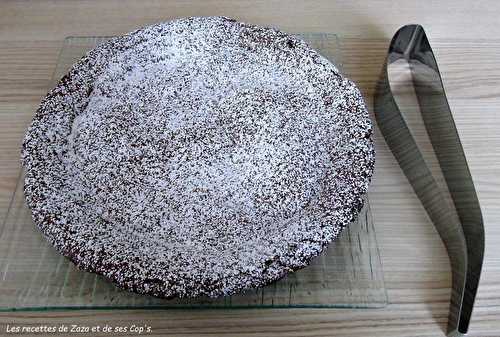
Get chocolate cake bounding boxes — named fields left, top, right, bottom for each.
left=21, top=17, right=375, bottom=298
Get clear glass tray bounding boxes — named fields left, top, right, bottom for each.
left=0, top=34, right=387, bottom=310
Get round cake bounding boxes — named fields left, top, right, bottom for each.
left=22, top=17, right=375, bottom=298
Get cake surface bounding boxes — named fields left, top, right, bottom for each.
left=22, top=17, right=375, bottom=298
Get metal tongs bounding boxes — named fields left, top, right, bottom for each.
left=374, top=25, right=484, bottom=336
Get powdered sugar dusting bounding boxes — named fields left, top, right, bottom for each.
left=22, top=17, right=375, bottom=298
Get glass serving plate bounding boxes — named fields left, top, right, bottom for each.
left=0, top=34, right=387, bottom=310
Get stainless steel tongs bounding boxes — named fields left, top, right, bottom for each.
left=374, top=25, right=484, bottom=336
